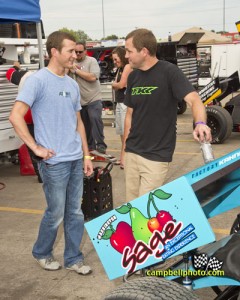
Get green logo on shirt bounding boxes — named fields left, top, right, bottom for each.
left=131, top=86, right=158, bottom=95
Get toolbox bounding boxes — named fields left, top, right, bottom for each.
left=82, top=162, right=113, bottom=219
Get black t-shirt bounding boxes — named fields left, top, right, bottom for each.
left=114, top=67, right=126, bottom=103
left=124, top=60, right=195, bottom=162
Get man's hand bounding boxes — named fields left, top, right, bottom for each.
left=34, top=145, right=56, bottom=161
left=193, top=124, right=212, bottom=143
left=83, top=159, right=93, bottom=177
left=13, top=61, right=21, bottom=69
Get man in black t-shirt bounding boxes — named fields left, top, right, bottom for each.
left=121, top=28, right=212, bottom=202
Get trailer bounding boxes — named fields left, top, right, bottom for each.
left=197, top=43, right=240, bottom=87
left=0, top=1, right=45, bottom=161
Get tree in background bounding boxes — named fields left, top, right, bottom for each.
left=59, top=28, right=92, bottom=41
left=102, top=34, right=118, bottom=40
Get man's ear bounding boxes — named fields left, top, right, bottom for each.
left=51, top=48, right=58, bottom=57
left=141, top=47, right=149, bottom=57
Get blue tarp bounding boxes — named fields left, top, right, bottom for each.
left=0, top=0, right=41, bottom=23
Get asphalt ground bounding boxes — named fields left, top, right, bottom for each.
left=0, top=105, right=240, bottom=300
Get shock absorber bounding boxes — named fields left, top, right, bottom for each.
left=182, top=252, right=193, bottom=290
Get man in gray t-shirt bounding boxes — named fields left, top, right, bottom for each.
left=69, top=42, right=107, bottom=154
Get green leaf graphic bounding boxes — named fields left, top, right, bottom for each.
left=101, top=229, right=113, bottom=240
left=153, top=189, right=172, bottom=200
left=115, top=205, right=130, bottom=214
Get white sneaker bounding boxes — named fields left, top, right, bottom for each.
left=35, top=256, right=61, bottom=271
left=66, top=261, right=92, bottom=275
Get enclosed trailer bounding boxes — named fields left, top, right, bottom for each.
left=197, top=43, right=240, bottom=87
left=0, top=0, right=44, bottom=161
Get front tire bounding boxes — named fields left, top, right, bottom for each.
left=104, top=277, right=199, bottom=300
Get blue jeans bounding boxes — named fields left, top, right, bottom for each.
left=81, top=100, right=107, bottom=150
left=32, top=159, right=84, bottom=267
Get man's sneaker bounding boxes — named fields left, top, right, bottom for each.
left=66, top=261, right=92, bottom=275
left=96, top=145, right=106, bottom=154
left=35, top=256, right=61, bottom=271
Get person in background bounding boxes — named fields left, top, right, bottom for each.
left=9, top=31, right=93, bottom=275
left=6, top=62, right=42, bottom=183
left=69, top=42, right=107, bottom=154
left=121, top=28, right=212, bottom=202
left=112, top=47, right=132, bottom=168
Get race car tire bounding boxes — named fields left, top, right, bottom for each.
left=206, top=106, right=233, bottom=144
left=177, top=100, right=187, bottom=115
left=104, top=277, right=199, bottom=300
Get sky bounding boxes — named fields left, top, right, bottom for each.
left=40, top=0, right=240, bottom=40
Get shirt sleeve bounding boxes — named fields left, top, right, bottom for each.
left=168, top=64, right=195, bottom=100
left=16, top=75, right=39, bottom=107
left=89, top=57, right=100, bottom=79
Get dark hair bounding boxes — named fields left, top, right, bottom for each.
left=76, top=41, right=86, bottom=50
left=125, top=28, right=157, bottom=56
left=112, top=47, right=129, bottom=67
left=46, top=31, right=76, bottom=58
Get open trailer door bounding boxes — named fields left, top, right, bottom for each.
left=0, top=0, right=44, bottom=68
left=0, top=0, right=44, bottom=158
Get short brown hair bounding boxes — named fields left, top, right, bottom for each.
left=46, top=31, right=76, bottom=58
left=112, top=47, right=128, bottom=67
left=76, top=41, right=86, bottom=50
left=125, top=28, right=157, bottom=56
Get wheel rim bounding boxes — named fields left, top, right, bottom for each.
left=231, top=217, right=240, bottom=234
left=207, top=116, right=220, bottom=138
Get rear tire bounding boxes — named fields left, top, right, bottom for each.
left=230, top=214, right=240, bottom=234
left=177, top=100, right=187, bottom=115
left=104, top=277, right=199, bottom=300
left=206, top=106, right=233, bottom=144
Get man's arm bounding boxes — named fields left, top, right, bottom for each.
left=76, top=112, right=93, bottom=176
left=73, top=66, right=97, bottom=82
left=120, top=107, right=133, bottom=166
left=184, top=91, right=212, bottom=142
left=9, top=101, right=55, bottom=160
left=71, top=58, right=100, bottom=82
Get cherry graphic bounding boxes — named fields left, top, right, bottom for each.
left=156, top=210, right=175, bottom=227
left=146, top=190, right=175, bottom=231
left=102, top=221, right=136, bottom=254
left=147, top=217, right=163, bottom=233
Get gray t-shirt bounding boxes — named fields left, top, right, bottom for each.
left=17, top=68, right=83, bottom=164
left=74, top=56, right=102, bottom=106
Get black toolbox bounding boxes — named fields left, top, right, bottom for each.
left=82, top=162, right=113, bottom=219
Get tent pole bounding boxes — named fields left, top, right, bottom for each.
left=36, top=22, right=44, bottom=69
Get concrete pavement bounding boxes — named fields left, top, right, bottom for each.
left=0, top=107, right=239, bottom=300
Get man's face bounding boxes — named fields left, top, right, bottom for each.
left=55, top=39, right=77, bottom=69
left=75, top=44, right=86, bottom=61
left=125, top=37, right=144, bottom=69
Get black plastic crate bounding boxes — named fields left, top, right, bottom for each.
left=82, top=163, right=113, bottom=219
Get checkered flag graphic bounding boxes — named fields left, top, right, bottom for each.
left=193, top=253, right=208, bottom=269
left=206, top=256, right=223, bottom=271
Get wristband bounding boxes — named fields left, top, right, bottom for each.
left=195, top=121, right=206, bottom=126
left=84, top=155, right=93, bottom=160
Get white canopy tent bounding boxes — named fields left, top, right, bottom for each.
left=164, top=27, right=232, bottom=45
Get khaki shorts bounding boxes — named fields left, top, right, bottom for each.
left=125, top=152, right=169, bottom=202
